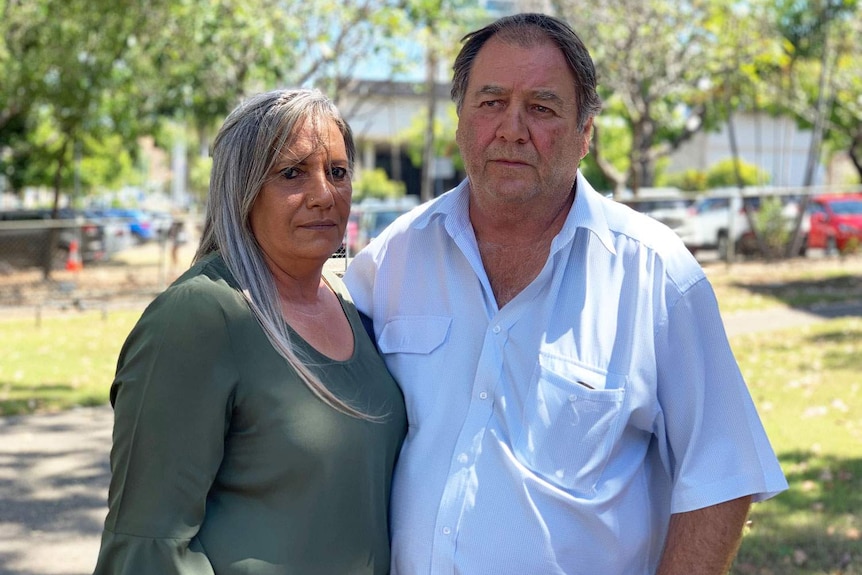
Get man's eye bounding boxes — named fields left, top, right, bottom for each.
left=280, top=167, right=300, bottom=180
left=479, top=100, right=501, bottom=108
left=330, top=167, right=348, bottom=180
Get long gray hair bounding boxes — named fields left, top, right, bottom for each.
left=194, top=89, right=371, bottom=419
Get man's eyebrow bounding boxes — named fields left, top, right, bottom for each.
left=474, top=85, right=565, bottom=106
left=476, top=85, right=507, bottom=97
left=533, top=90, right=565, bottom=105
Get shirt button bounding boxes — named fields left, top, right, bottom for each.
left=457, top=453, right=468, bottom=464
left=479, top=391, right=488, bottom=400
left=492, top=325, right=501, bottom=334
left=442, top=526, right=451, bottom=535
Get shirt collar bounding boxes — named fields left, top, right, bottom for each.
left=411, top=179, right=471, bottom=239
left=416, top=172, right=616, bottom=256
left=559, top=171, right=617, bottom=256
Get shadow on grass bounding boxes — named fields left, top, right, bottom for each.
left=801, top=325, right=862, bottom=372
left=731, top=273, right=862, bottom=317
left=0, top=380, right=106, bottom=416
left=733, top=451, right=862, bottom=574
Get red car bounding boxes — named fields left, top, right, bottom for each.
left=806, top=194, right=862, bottom=254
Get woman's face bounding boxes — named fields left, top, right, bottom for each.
left=250, top=117, right=352, bottom=272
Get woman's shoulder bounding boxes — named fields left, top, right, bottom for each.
left=147, top=253, right=250, bottom=322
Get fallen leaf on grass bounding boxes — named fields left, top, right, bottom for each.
left=802, top=405, right=829, bottom=418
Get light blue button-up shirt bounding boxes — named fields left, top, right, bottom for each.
left=345, top=172, right=788, bottom=575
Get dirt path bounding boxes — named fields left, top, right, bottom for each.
left=0, top=406, right=112, bottom=575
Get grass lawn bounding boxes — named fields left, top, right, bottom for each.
left=731, top=318, right=862, bottom=574
left=0, top=308, right=143, bottom=415
left=705, top=255, right=862, bottom=314
left=0, top=254, right=860, bottom=573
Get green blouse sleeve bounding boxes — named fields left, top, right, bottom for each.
left=93, top=277, right=243, bottom=575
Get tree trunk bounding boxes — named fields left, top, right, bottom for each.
left=726, top=105, right=766, bottom=261
left=787, top=22, right=833, bottom=257
left=629, top=116, right=657, bottom=193
left=848, top=130, right=862, bottom=178
left=628, top=122, right=645, bottom=195
left=42, top=140, right=70, bottom=280
left=589, top=123, right=626, bottom=197
left=420, top=47, right=438, bottom=203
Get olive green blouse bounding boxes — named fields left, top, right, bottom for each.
left=93, top=253, right=407, bottom=575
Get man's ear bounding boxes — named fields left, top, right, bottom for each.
left=580, top=117, right=595, bottom=161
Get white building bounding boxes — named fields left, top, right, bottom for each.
left=666, top=113, right=825, bottom=187
left=339, top=79, right=461, bottom=198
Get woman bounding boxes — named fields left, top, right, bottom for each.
left=93, top=89, right=407, bottom=574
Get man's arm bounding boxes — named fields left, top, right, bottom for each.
left=656, top=495, right=752, bottom=575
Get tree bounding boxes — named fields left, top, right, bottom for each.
left=756, top=0, right=861, bottom=255
left=0, top=0, right=175, bottom=200
left=134, top=0, right=412, bottom=201
left=551, top=0, right=734, bottom=195
left=402, top=0, right=485, bottom=202
left=798, top=0, right=862, bottom=182
left=353, top=168, right=407, bottom=202
left=1, top=0, right=413, bottom=204
left=401, top=105, right=462, bottom=174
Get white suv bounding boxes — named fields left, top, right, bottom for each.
left=618, top=188, right=694, bottom=237
left=677, top=189, right=805, bottom=258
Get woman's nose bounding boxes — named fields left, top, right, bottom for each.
left=308, top=172, right=336, bottom=208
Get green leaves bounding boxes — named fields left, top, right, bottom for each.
left=0, top=0, right=413, bottom=199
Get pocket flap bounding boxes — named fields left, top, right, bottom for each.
left=378, top=316, right=452, bottom=354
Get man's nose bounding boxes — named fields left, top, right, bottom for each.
left=495, top=107, right=528, bottom=143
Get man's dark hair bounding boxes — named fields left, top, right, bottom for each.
left=451, top=13, right=601, bottom=132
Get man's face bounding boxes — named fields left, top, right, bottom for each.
left=456, top=36, right=592, bottom=210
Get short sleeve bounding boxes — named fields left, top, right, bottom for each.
left=655, top=278, right=787, bottom=513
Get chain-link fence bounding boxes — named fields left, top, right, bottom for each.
left=0, top=212, right=199, bottom=316
left=0, top=215, right=101, bottom=273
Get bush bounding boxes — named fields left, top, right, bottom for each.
left=661, top=168, right=709, bottom=191
left=706, top=158, right=770, bottom=188
left=353, top=168, right=406, bottom=202
left=753, top=196, right=789, bottom=257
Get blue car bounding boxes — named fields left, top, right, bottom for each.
left=103, top=209, right=155, bottom=243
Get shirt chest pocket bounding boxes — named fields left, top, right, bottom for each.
left=513, top=355, right=626, bottom=495
left=378, top=316, right=452, bottom=426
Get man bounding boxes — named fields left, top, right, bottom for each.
left=345, top=13, right=787, bottom=575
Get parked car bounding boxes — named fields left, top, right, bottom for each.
left=103, top=208, right=155, bottom=243
left=805, top=194, right=862, bottom=254
left=147, top=210, right=174, bottom=241
left=617, top=188, right=694, bottom=236
left=0, top=208, right=108, bottom=270
left=346, top=196, right=420, bottom=255
left=676, top=188, right=803, bottom=258
left=84, top=209, right=136, bottom=255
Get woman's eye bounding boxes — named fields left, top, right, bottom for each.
left=330, top=166, right=348, bottom=180
left=280, top=167, right=300, bottom=180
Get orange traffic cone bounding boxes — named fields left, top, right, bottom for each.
left=65, top=239, right=83, bottom=272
